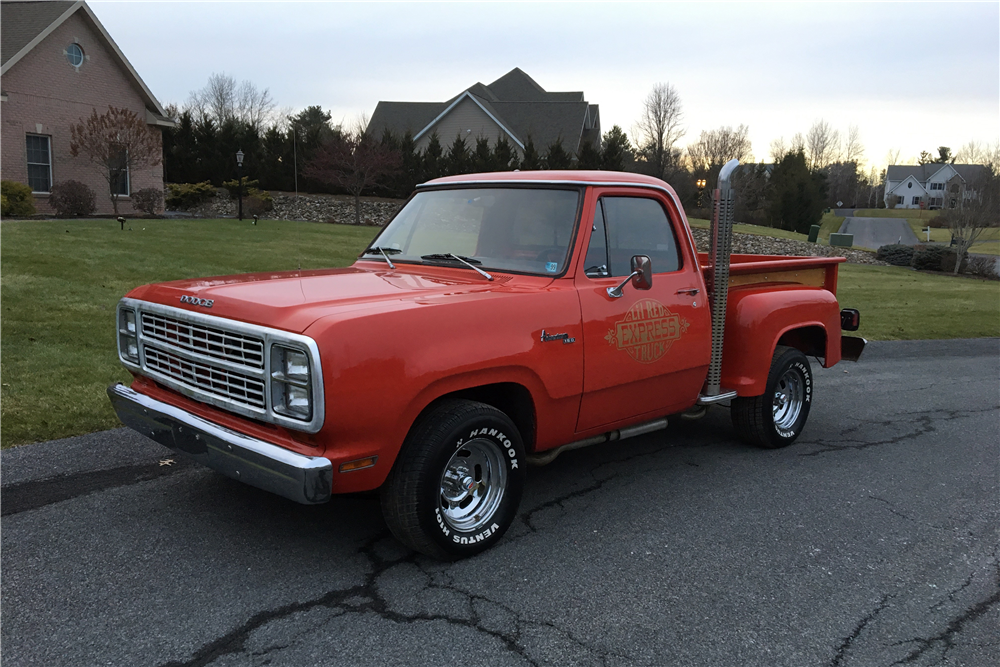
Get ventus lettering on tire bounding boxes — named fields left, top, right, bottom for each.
left=381, top=400, right=525, bottom=559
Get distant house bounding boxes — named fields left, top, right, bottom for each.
left=883, top=163, right=987, bottom=210
left=1, top=0, right=175, bottom=215
left=367, top=68, right=600, bottom=158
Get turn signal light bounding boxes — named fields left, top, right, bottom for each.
left=840, top=308, right=860, bottom=331
left=339, top=456, right=378, bottom=473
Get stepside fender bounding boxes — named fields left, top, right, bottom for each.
left=720, top=287, right=842, bottom=397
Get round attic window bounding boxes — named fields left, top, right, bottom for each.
left=66, top=43, right=84, bottom=67
left=907, top=182, right=912, bottom=189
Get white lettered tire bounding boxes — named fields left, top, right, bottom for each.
left=731, top=345, right=813, bottom=449
left=380, top=400, right=525, bottom=559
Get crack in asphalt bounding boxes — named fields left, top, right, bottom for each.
left=828, top=594, right=892, bottom=667
left=1, top=458, right=197, bottom=516
left=798, top=406, right=998, bottom=457
left=890, top=559, right=1000, bottom=666
left=156, top=531, right=632, bottom=667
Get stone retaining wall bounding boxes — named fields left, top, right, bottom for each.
left=177, top=191, right=885, bottom=264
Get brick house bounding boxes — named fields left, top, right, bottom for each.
left=1, top=0, right=175, bottom=215
left=367, top=68, right=600, bottom=159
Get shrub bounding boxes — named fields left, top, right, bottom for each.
left=222, top=178, right=260, bottom=199
left=940, top=250, right=968, bottom=273
left=164, top=182, right=216, bottom=209
left=131, top=188, right=163, bottom=215
left=245, top=195, right=270, bottom=218
left=910, top=244, right=947, bottom=271
left=1, top=180, right=36, bottom=217
left=966, top=255, right=999, bottom=280
left=876, top=243, right=915, bottom=267
left=49, top=180, right=97, bottom=216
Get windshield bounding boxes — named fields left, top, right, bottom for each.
left=368, top=188, right=581, bottom=276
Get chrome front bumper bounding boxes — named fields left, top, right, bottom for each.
left=107, top=384, right=332, bottom=504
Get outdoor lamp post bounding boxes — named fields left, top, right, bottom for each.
left=236, top=149, right=244, bottom=221
left=696, top=179, right=707, bottom=207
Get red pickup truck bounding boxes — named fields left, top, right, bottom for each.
left=109, top=166, right=864, bottom=559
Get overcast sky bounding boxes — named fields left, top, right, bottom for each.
left=92, top=1, right=999, bottom=169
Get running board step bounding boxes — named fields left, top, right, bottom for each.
left=526, top=418, right=668, bottom=467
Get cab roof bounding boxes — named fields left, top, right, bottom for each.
left=422, top=170, right=674, bottom=190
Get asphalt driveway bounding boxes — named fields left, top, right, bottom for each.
left=2, top=339, right=998, bottom=667
left=837, top=217, right=919, bottom=249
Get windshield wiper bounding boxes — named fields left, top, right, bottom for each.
left=420, top=253, right=493, bottom=281
left=361, top=246, right=401, bottom=269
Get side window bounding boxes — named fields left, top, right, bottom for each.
left=602, top=197, right=681, bottom=276
left=584, top=200, right=609, bottom=277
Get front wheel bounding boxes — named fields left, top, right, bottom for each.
left=380, top=400, right=525, bottom=559
left=731, top=345, right=813, bottom=449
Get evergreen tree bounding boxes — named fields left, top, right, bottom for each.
left=422, top=132, right=443, bottom=181
left=576, top=138, right=602, bottom=169
left=545, top=138, right=572, bottom=170
left=473, top=137, right=494, bottom=172
left=397, top=131, right=420, bottom=195
left=492, top=135, right=520, bottom=171
left=521, top=136, right=541, bottom=170
left=445, top=135, right=470, bottom=175
left=768, top=150, right=827, bottom=233
left=601, top=125, right=633, bottom=171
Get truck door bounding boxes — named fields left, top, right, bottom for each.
left=574, top=190, right=712, bottom=432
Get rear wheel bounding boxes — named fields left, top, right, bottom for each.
left=380, top=400, right=525, bottom=559
left=731, top=345, right=812, bottom=449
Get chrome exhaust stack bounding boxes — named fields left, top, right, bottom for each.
left=699, top=159, right=740, bottom=404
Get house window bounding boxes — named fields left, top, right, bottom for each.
left=930, top=198, right=943, bottom=207
left=907, top=182, right=912, bottom=188
left=912, top=196, right=921, bottom=205
left=930, top=182, right=944, bottom=190
left=110, top=147, right=129, bottom=196
left=26, top=134, right=52, bottom=193
left=66, top=43, right=84, bottom=68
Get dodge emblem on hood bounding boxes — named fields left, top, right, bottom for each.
left=180, top=295, right=214, bottom=308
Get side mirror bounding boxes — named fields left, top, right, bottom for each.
left=630, top=255, right=653, bottom=290
left=607, top=255, right=653, bottom=298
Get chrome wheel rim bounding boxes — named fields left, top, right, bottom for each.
left=439, top=439, right=507, bottom=533
left=772, top=368, right=805, bottom=436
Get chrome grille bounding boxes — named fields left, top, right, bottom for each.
left=143, top=347, right=265, bottom=410
left=140, top=312, right=264, bottom=369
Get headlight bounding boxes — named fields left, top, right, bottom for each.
left=118, top=307, right=138, bottom=362
left=271, top=346, right=311, bottom=420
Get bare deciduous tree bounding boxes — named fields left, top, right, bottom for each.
left=805, top=119, right=840, bottom=170
left=687, top=124, right=753, bottom=173
left=885, top=147, right=902, bottom=167
left=769, top=137, right=788, bottom=163
left=632, top=83, right=685, bottom=181
left=944, top=169, right=999, bottom=274
left=187, top=73, right=275, bottom=131
left=69, top=106, right=162, bottom=216
left=844, top=124, right=864, bottom=164
left=303, top=128, right=400, bottom=225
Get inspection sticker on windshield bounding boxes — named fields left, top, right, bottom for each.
left=545, top=262, right=558, bottom=273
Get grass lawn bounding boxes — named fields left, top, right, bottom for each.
left=837, top=264, right=1000, bottom=340
left=1, top=218, right=377, bottom=448
left=2, top=218, right=997, bottom=447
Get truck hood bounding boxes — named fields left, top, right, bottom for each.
left=127, top=263, right=544, bottom=333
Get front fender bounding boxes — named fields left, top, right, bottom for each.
left=720, top=287, right=841, bottom=397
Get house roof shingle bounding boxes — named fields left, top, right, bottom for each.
left=1, top=0, right=76, bottom=66
left=368, top=68, right=597, bottom=155
left=886, top=164, right=987, bottom=183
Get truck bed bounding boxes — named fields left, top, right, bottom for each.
left=698, top=253, right=845, bottom=294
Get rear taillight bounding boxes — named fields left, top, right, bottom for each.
left=840, top=308, right=860, bottom=331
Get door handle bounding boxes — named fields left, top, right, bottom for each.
left=676, top=288, right=700, bottom=296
